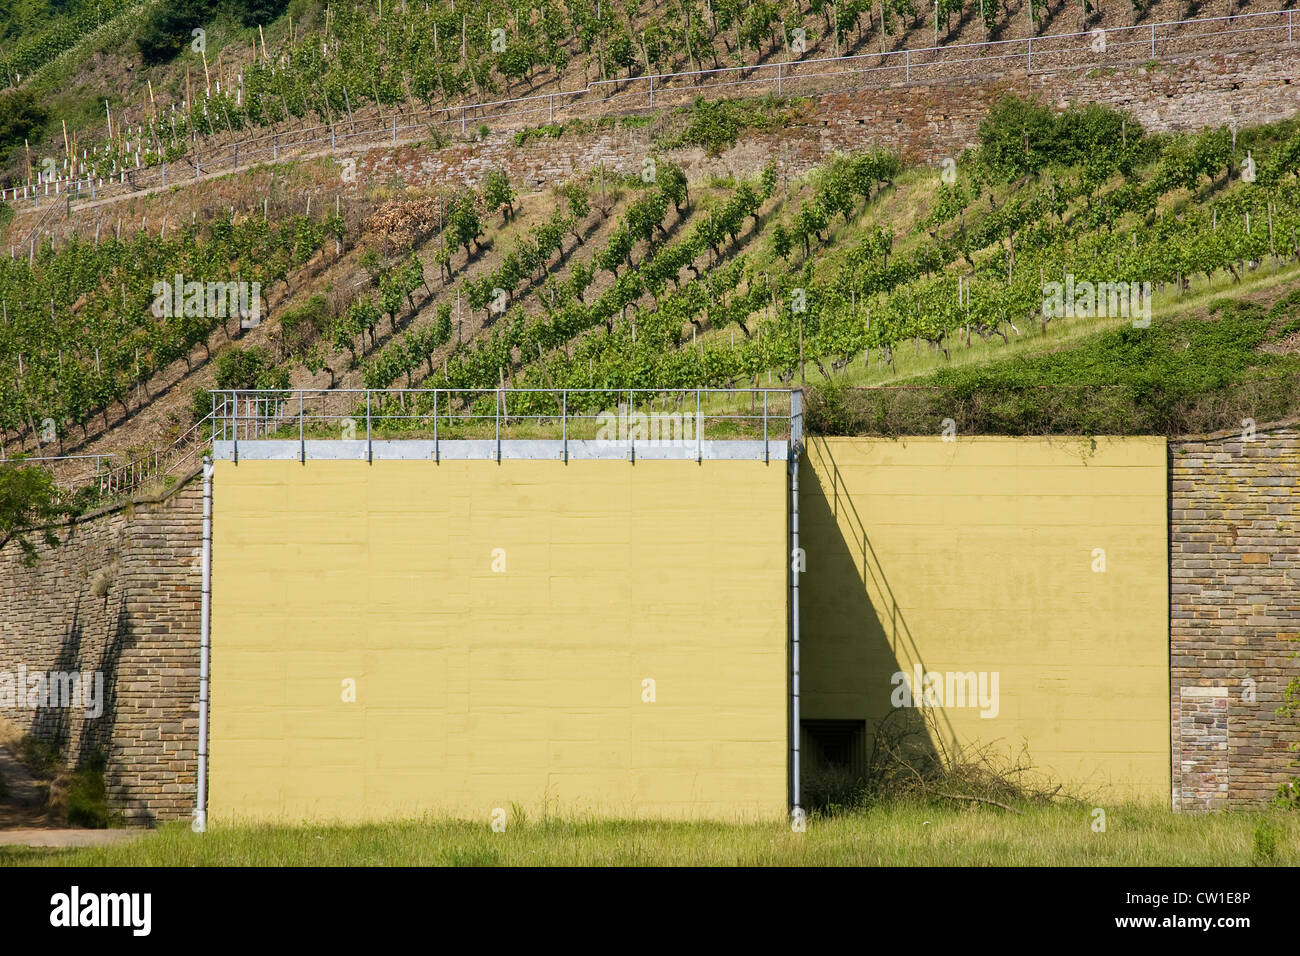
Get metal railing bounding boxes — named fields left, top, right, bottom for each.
left=3, top=7, right=1295, bottom=210
left=89, top=411, right=215, bottom=499
left=11, top=198, right=61, bottom=260
left=0, top=451, right=115, bottom=494
left=212, top=387, right=797, bottom=461
left=0, top=385, right=796, bottom=505
left=0, top=452, right=116, bottom=489
left=0, top=453, right=114, bottom=465
left=0, top=411, right=216, bottom=503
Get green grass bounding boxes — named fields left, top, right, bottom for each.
left=807, top=283, right=1300, bottom=436
left=62, top=758, right=117, bottom=829
left=3, top=803, right=1297, bottom=866
left=816, top=262, right=1300, bottom=391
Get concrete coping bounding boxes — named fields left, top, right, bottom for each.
left=211, top=438, right=793, bottom=463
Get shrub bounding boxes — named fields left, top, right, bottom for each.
left=236, top=0, right=289, bottom=27
left=0, top=88, right=48, bottom=167
left=0, top=466, right=66, bottom=566
left=1252, top=821, right=1279, bottom=864
left=974, top=95, right=1143, bottom=182
left=193, top=344, right=290, bottom=422
left=64, top=764, right=113, bottom=828
left=1275, top=632, right=1300, bottom=811
left=136, top=0, right=214, bottom=66
left=277, top=295, right=331, bottom=360
left=17, top=734, right=61, bottom=778
left=214, top=344, right=287, bottom=390
left=974, top=96, right=1059, bottom=180
left=137, top=0, right=288, bottom=66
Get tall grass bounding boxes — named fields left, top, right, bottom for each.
left=3, top=803, right=1296, bottom=867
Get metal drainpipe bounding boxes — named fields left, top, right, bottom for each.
left=789, top=393, right=803, bottom=817
left=195, top=455, right=213, bottom=833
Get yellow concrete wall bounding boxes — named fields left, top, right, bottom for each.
left=800, top=436, right=1169, bottom=801
left=210, top=458, right=788, bottom=823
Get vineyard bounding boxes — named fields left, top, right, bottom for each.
left=324, top=95, right=1300, bottom=428
left=1, top=87, right=1300, bottom=516
left=5, top=0, right=1300, bottom=876
left=0, top=203, right=344, bottom=455
left=1, top=0, right=1296, bottom=195
left=0, top=0, right=139, bottom=87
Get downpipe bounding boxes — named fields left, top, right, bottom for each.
left=194, top=456, right=213, bottom=833
left=789, top=435, right=803, bottom=822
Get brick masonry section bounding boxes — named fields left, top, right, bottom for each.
left=1177, top=686, right=1229, bottom=811
left=0, top=473, right=203, bottom=824
left=1170, top=423, right=1300, bottom=811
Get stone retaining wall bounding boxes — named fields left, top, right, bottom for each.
left=0, top=473, right=203, bottom=824
left=359, top=48, right=1300, bottom=190
left=1169, top=422, right=1300, bottom=810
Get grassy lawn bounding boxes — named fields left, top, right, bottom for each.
left=2, top=803, right=1296, bottom=866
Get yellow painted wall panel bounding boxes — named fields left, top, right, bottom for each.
left=800, top=436, right=1169, bottom=801
left=210, top=457, right=788, bottom=823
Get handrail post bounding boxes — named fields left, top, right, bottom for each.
left=495, top=388, right=501, bottom=462
left=366, top=390, right=372, bottom=463
left=790, top=389, right=803, bottom=452
left=433, top=389, right=439, bottom=462
left=299, top=390, right=304, bottom=463
left=232, top=392, right=239, bottom=464
left=1151, top=23, right=1156, bottom=57
left=764, top=391, right=769, bottom=463
left=696, top=390, right=702, bottom=464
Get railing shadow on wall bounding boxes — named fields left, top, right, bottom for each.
left=79, top=595, right=130, bottom=805
left=798, top=436, right=960, bottom=799
left=27, top=593, right=86, bottom=755
left=25, top=581, right=139, bottom=821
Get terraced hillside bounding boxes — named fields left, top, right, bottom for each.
left=1, top=0, right=1296, bottom=199
left=2, top=89, right=1299, bottom=514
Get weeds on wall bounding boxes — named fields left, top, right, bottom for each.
left=58, top=749, right=117, bottom=829
left=651, top=95, right=807, bottom=157
left=1275, top=633, right=1300, bottom=812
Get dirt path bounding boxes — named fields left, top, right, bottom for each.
left=0, top=829, right=144, bottom=847
left=0, top=743, right=50, bottom=829
left=0, top=744, right=150, bottom=846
